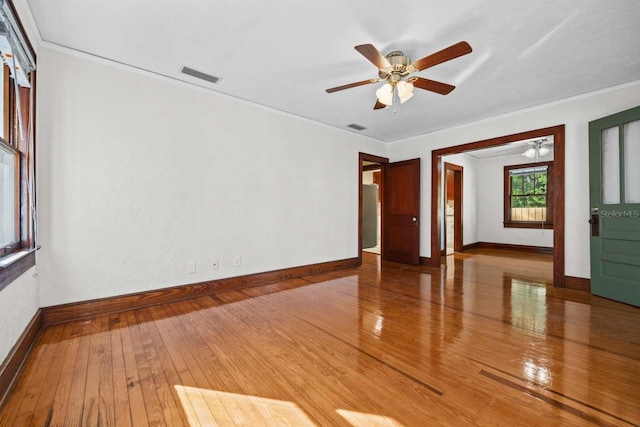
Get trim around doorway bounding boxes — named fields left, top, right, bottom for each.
left=430, top=125, right=566, bottom=287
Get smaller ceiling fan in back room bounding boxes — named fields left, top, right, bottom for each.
left=522, top=138, right=553, bottom=161
left=326, top=41, right=472, bottom=111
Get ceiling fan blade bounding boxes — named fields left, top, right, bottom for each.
left=373, top=100, right=386, bottom=110
left=326, top=78, right=379, bottom=93
left=411, top=41, right=472, bottom=72
left=413, top=77, right=455, bottom=95
left=354, top=44, right=392, bottom=70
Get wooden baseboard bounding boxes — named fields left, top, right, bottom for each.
left=462, top=242, right=480, bottom=251
left=564, top=276, right=591, bottom=291
left=42, top=257, right=359, bottom=326
left=0, top=309, right=42, bottom=408
left=463, top=242, right=553, bottom=255
left=420, top=256, right=433, bottom=266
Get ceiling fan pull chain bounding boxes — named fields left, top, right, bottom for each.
left=393, top=86, right=398, bottom=113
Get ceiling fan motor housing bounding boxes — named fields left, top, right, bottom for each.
left=379, top=51, right=411, bottom=80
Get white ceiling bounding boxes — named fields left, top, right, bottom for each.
left=26, top=0, right=640, bottom=143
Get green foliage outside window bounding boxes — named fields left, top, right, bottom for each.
left=511, top=172, right=548, bottom=208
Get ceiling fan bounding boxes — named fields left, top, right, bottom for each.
left=326, top=41, right=472, bottom=110
left=522, top=138, right=553, bottom=160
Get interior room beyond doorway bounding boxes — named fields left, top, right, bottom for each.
left=431, top=125, right=565, bottom=287
left=362, top=164, right=381, bottom=255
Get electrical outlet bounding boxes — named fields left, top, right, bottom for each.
left=186, top=261, right=196, bottom=274
left=234, top=256, right=241, bottom=267
left=212, top=259, right=218, bottom=270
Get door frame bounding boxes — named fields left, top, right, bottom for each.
left=444, top=162, right=463, bottom=254
left=430, top=125, right=566, bottom=287
left=359, top=152, right=389, bottom=265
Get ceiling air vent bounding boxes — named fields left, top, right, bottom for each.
left=180, top=66, right=220, bottom=84
left=347, top=123, right=366, bottom=131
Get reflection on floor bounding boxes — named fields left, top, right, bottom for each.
left=445, top=211, right=454, bottom=256
left=1, top=250, right=638, bottom=426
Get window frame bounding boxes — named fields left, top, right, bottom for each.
left=0, top=0, right=36, bottom=291
left=503, top=161, right=554, bottom=229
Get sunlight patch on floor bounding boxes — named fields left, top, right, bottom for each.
left=336, top=409, right=406, bottom=427
left=175, top=385, right=406, bottom=426
left=175, top=385, right=315, bottom=426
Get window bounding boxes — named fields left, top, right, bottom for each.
left=504, top=162, right=553, bottom=229
left=0, top=0, right=36, bottom=289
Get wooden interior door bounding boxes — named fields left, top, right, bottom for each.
left=589, top=105, right=640, bottom=307
left=383, top=158, right=420, bottom=265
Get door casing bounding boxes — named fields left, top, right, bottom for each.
left=430, top=125, right=566, bottom=286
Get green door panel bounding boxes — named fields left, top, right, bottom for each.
left=589, top=105, right=640, bottom=307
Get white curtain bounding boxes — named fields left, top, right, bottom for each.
left=624, top=120, right=640, bottom=203
left=601, top=126, right=620, bottom=205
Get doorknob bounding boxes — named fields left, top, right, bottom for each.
left=412, top=216, right=417, bottom=222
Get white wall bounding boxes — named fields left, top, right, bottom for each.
left=0, top=267, right=38, bottom=362
left=477, top=154, right=554, bottom=247
left=36, top=46, right=387, bottom=306
left=0, top=0, right=40, bottom=363
left=389, top=80, right=640, bottom=278
left=440, top=153, right=478, bottom=246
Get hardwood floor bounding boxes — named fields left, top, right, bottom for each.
left=1, top=250, right=639, bottom=426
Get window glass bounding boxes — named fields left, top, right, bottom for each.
left=0, top=142, right=16, bottom=247
left=601, top=126, right=620, bottom=205
left=505, top=164, right=552, bottom=226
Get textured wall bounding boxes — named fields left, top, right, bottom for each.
left=36, top=46, right=387, bottom=306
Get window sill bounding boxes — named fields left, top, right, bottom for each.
left=0, top=248, right=36, bottom=292
left=504, top=222, right=553, bottom=230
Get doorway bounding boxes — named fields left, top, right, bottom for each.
left=358, top=153, right=421, bottom=265
left=362, top=167, right=381, bottom=254
left=444, top=162, right=463, bottom=255
left=359, top=153, right=388, bottom=264
left=431, top=125, right=566, bottom=287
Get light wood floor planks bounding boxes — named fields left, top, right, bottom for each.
left=1, top=250, right=640, bottom=426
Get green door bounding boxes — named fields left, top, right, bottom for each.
left=589, top=105, right=640, bottom=307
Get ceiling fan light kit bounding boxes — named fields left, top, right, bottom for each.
left=397, top=80, right=415, bottom=104
left=326, top=41, right=472, bottom=110
left=522, top=139, right=552, bottom=160
left=375, top=83, right=393, bottom=105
